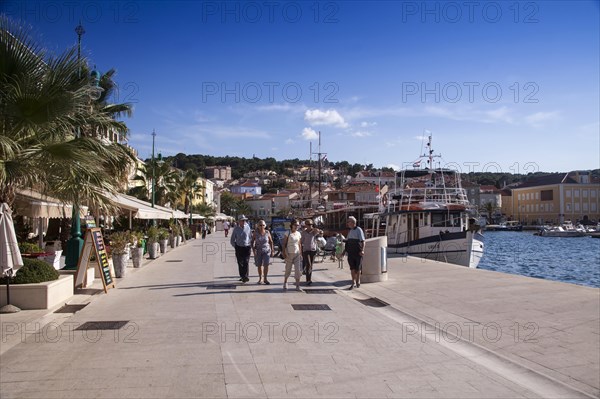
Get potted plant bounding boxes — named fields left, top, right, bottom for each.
left=146, top=226, right=160, bottom=259
left=158, top=228, right=169, bottom=254
left=109, top=231, right=131, bottom=278
left=19, top=242, right=44, bottom=256
left=130, top=231, right=145, bottom=268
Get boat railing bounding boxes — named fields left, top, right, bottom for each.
left=387, top=187, right=470, bottom=211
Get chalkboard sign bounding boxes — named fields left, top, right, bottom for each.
left=75, top=228, right=115, bottom=293
left=84, top=216, right=96, bottom=228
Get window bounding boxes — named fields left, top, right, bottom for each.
left=575, top=203, right=580, bottom=212
left=583, top=203, right=588, bottom=211
left=566, top=203, right=571, bottom=212
left=540, top=190, right=553, bottom=201
left=549, top=204, right=554, bottom=211
left=574, top=189, right=580, bottom=197
left=536, top=204, right=539, bottom=212
left=535, top=192, right=540, bottom=200
left=518, top=194, right=522, bottom=200
left=583, top=190, right=588, bottom=198
left=592, top=203, right=597, bottom=212
left=591, top=190, right=597, bottom=198
left=566, top=189, right=571, bottom=197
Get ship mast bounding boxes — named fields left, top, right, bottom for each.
left=421, top=134, right=441, bottom=170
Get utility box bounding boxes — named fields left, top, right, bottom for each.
left=361, top=236, right=388, bottom=283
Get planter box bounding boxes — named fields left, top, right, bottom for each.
left=40, top=250, right=63, bottom=270
left=0, top=275, right=74, bottom=310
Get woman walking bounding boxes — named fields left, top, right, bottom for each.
left=252, top=220, right=274, bottom=284
left=282, top=220, right=303, bottom=291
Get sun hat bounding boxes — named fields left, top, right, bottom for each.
left=238, top=215, right=248, bottom=221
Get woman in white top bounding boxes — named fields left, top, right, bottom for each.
left=282, top=220, right=303, bottom=291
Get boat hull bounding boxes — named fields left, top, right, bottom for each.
left=388, top=231, right=483, bottom=268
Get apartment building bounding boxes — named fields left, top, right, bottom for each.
left=507, top=171, right=600, bottom=224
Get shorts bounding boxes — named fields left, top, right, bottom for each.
left=347, top=255, right=362, bottom=271
left=255, top=251, right=271, bottom=267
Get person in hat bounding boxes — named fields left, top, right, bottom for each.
left=230, top=215, right=252, bottom=283
left=343, top=216, right=365, bottom=289
left=300, top=219, right=319, bottom=285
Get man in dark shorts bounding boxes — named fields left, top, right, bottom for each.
left=343, top=216, right=365, bottom=289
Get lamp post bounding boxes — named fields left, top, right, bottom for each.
left=189, top=183, right=197, bottom=226
left=64, top=22, right=86, bottom=269
left=151, top=129, right=156, bottom=208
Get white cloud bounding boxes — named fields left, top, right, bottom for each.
left=387, top=164, right=401, bottom=171
left=285, top=138, right=295, bottom=144
left=525, top=111, right=560, bottom=127
left=360, top=121, right=377, bottom=128
left=301, top=127, right=319, bottom=140
left=352, top=131, right=372, bottom=138
left=304, top=109, right=349, bottom=128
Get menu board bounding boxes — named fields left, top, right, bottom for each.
left=75, top=228, right=115, bottom=293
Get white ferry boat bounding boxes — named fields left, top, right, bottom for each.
left=367, top=136, right=484, bottom=268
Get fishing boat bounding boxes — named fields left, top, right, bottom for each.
left=367, top=135, right=484, bottom=268
left=485, top=220, right=523, bottom=231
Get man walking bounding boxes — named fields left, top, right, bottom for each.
left=230, top=215, right=252, bottom=283
left=300, top=219, right=319, bottom=285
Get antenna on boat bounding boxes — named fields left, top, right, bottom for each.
left=420, top=133, right=441, bottom=170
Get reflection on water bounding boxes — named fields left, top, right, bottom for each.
left=479, top=231, right=600, bottom=288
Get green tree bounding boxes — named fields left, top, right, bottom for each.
left=0, top=16, right=135, bottom=209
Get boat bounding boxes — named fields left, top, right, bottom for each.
left=486, top=221, right=523, bottom=231
left=367, top=135, right=484, bottom=268
left=536, top=222, right=587, bottom=237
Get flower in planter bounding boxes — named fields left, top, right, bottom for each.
left=146, top=226, right=159, bottom=244
left=109, top=231, right=132, bottom=255
left=18, top=242, right=44, bottom=254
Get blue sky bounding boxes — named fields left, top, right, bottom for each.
left=4, top=0, right=599, bottom=174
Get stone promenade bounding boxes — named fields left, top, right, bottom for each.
left=1, top=233, right=598, bottom=398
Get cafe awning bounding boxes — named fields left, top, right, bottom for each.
left=109, top=193, right=172, bottom=220
left=14, top=189, right=88, bottom=219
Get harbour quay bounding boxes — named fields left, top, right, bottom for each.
left=0, top=234, right=598, bottom=398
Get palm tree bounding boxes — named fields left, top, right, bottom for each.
left=128, top=159, right=179, bottom=207
left=0, top=16, right=135, bottom=210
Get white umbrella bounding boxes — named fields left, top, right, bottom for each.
left=0, top=203, right=23, bottom=313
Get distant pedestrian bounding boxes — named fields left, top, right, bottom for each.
left=344, top=216, right=365, bottom=289
left=300, top=219, right=319, bottom=285
left=223, top=220, right=230, bottom=237
left=252, top=219, right=274, bottom=285
left=230, top=215, right=252, bottom=283
left=201, top=222, right=207, bottom=239
left=283, top=220, right=303, bottom=291
left=335, top=234, right=345, bottom=269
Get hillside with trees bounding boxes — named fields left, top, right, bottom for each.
left=157, top=154, right=599, bottom=189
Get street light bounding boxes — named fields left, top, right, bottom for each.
left=189, top=182, right=197, bottom=226
left=65, top=22, right=103, bottom=269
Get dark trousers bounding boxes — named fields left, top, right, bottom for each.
left=302, top=250, right=317, bottom=282
left=235, top=245, right=251, bottom=279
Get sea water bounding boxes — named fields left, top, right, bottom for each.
left=479, top=231, right=600, bottom=288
